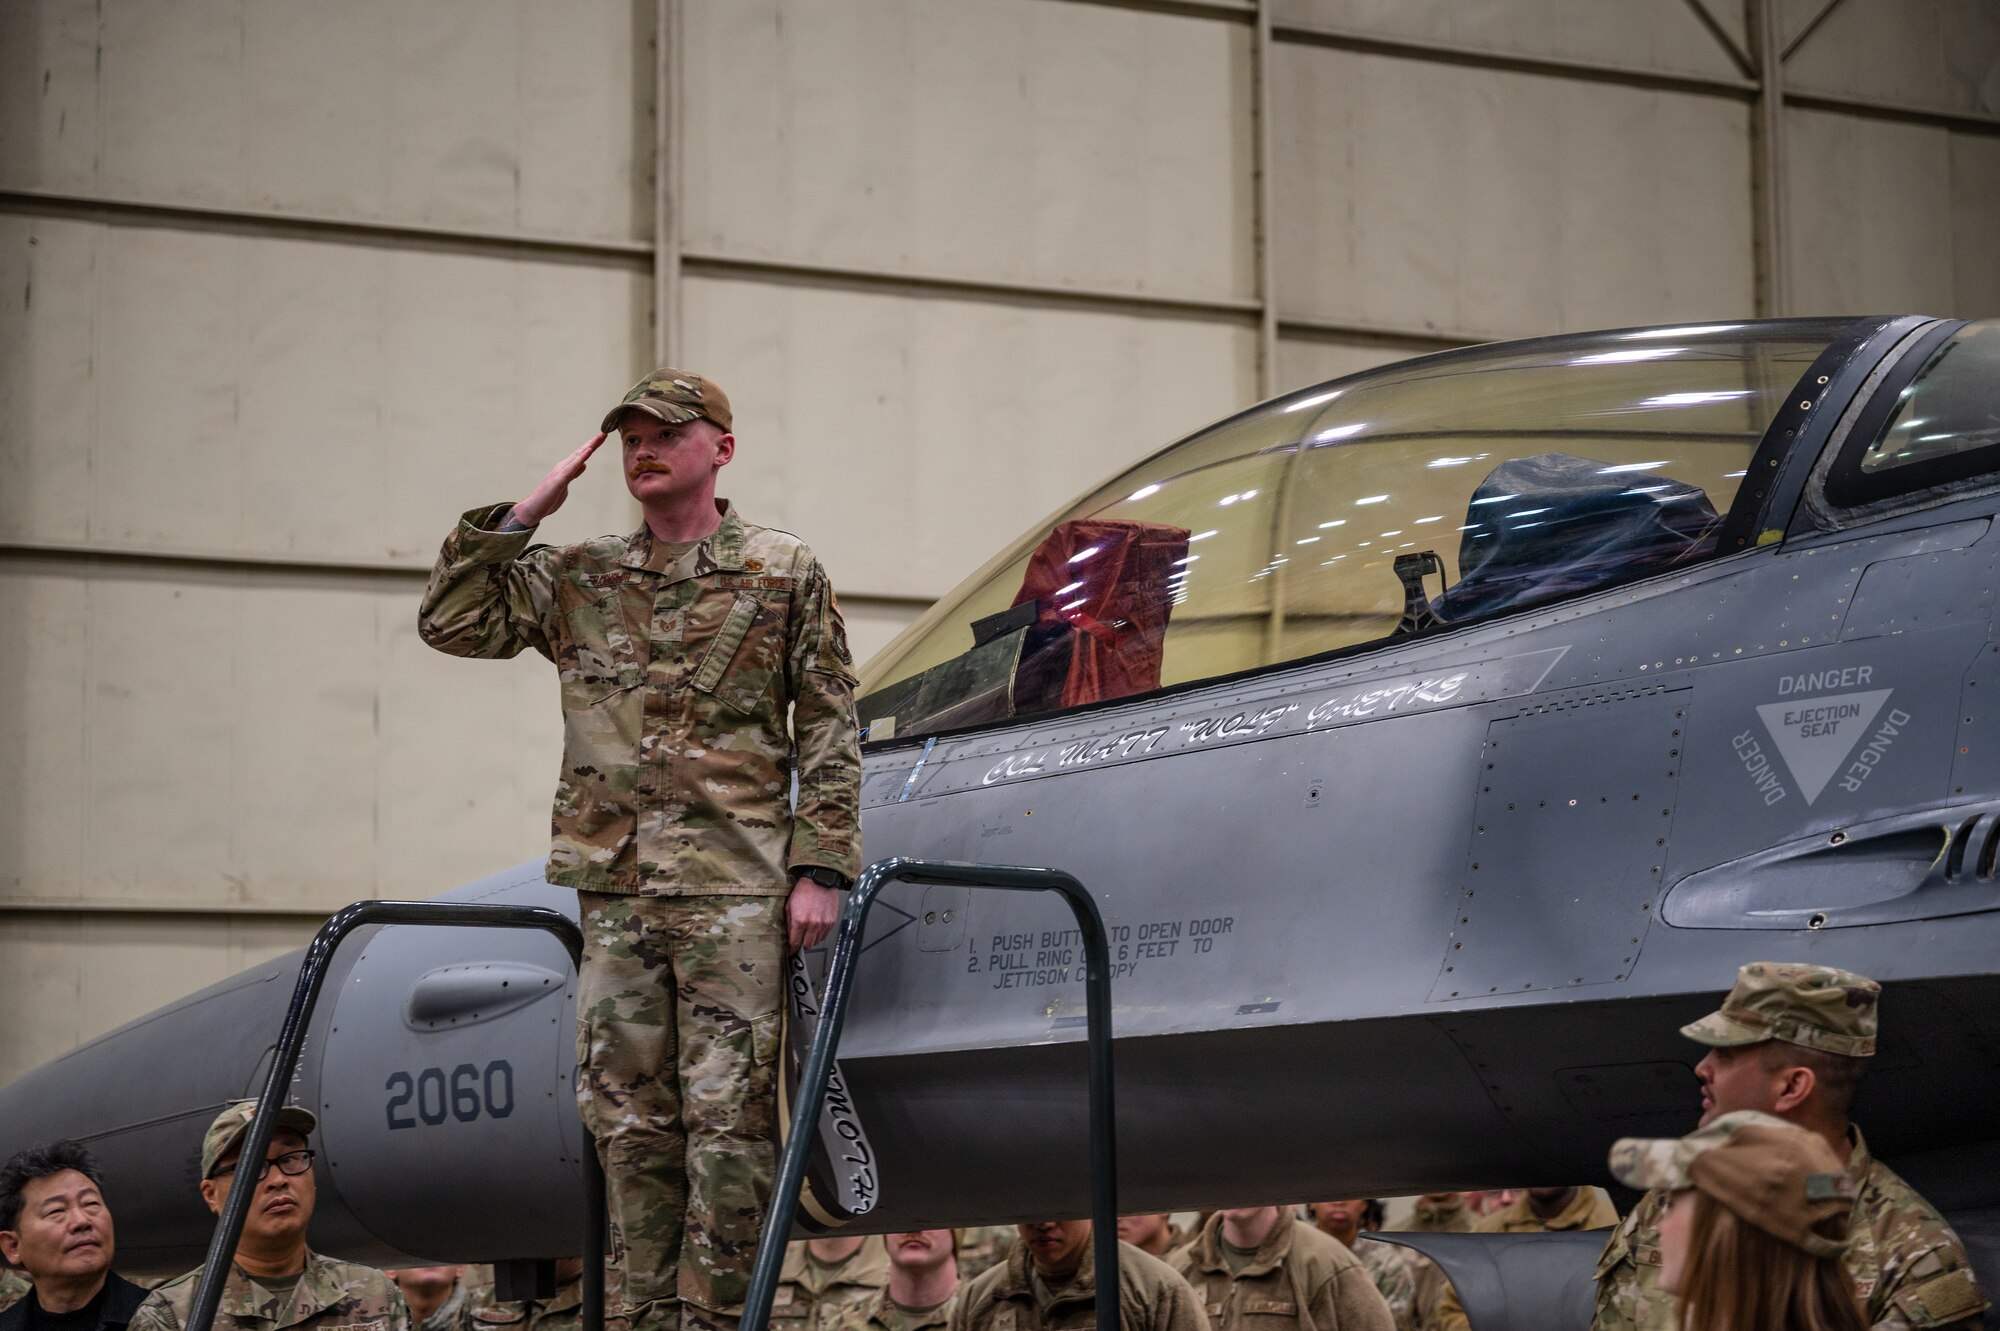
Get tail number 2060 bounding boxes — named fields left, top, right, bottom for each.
left=385, top=1061, right=515, bottom=1130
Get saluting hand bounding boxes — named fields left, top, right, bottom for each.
left=509, top=432, right=607, bottom=528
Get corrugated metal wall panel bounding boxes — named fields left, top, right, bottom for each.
left=1274, top=338, right=1425, bottom=396
left=1272, top=44, right=1757, bottom=338
left=1783, top=0, right=2000, bottom=120
left=0, top=0, right=652, bottom=242
left=0, top=216, right=648, bottom=561
left=0, top=913, right=317, bottom=1091
left=685, top=273, right=1260, bottom=601
left=1784, top=109, right=1957, bottom=314
left=1271, top=0, right=1750, bottom=82
left=683, top=0, right=1255, bottom=302
left=0, top=561, right=559, bottom=907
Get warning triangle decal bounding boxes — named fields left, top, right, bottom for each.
left=1755, top=689, right=1893, bottom=804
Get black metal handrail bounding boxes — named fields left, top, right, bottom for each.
left=743, top=858, right=1119, bottom=1331
left=185, top=901, right=605, bottom=1331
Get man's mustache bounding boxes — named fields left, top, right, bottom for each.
left=630, top=461, right=671, bottom=475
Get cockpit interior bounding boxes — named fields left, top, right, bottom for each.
left=858, top=317, right=2000, bottom=745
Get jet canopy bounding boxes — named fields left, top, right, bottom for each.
left=858, top=318, right=1870, bottom=744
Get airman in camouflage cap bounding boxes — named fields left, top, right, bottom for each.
left=1591, top=965, right=1990, bottom=1331
left=601, top=369, right=733, bottom=434
left=424, top=368, right=860, bottom=1331
left=130, top=1100, right=410, bottom=1331
left=200, top=1100, right=319, bottom=1181
left=1609, top=1111, right=1855, bottom=1257
left=1679, top=962, right=1880, bottom=1058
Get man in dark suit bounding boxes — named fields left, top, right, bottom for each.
left=0, top=1142, right=147, bottom=1331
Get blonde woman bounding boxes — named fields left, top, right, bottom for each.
left=1608, top=1110, right=1867, bottom=1331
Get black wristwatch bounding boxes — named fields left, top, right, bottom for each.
left=795, top=866, right=851, bottom=891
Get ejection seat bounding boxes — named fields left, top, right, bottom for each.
left=1429, top=452, right=1722, bottom=624
left=1002, top=518, right=1191, bottom=715
left=856, top=518, right=1189, bottom=740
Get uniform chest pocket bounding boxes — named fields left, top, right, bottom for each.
left=1233, top=1294, right=1299, bottom=1331
left=564, top=590, right=644, bottom=704
left=766, top=1290, right=805, bottom=1331
left=692, top=592, right=781, bottom=715
left=1239, top=1296, right=1297, bottom=1317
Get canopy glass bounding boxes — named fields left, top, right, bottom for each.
left=859, top=319, right=1864, bottom=744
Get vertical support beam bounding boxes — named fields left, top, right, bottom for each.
left=654, top=0, right=683, bottom=366
left=1750, top=0, right=1790, bottom=317
left=1252, top=0, right=1280, bottom=399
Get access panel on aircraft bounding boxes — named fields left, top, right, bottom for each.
left=859, top=318, right=1877, bottom=745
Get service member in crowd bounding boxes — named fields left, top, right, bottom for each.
left=1591, top=962, right=1988, bottom=1331
left=953, top=1221, right=1204, bottom=1331
left=953, top=1231, right=1013, bottom=1283
left=421, top=369, right=862, bottom=1331
left=0, top=1143, right=148, bottom=1331
left=771, top=1239, right=888, bottom=1331
left=1306, top=1202, right=1414, bottom=1331
left=128, top=1101, right=410, bottom=1331
left=1459, top=1193, right=1515, bottom=1218
left=833, top=1231, right=958, bottom=1331
left=1386, top=1194, right=1469, bottom=1329
left=1390, top=1197, right=1470, bottom=1237
left=465, top=1260, right=583, bottom=1331
left=1431, top=1185, right=1617, bottom=1331
left=1112, top=1218, right=1183, bottom=1264
left=1609, top=1111, right=1869, bottom=1331
left=390, top=1268, right=468, bottom=1331
left=1172, top=1207, right=1392, bottom=1331
left=0, top=1274, right=26, bottom=1315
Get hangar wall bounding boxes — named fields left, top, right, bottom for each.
left=2, top=0, right=1997, bottom=1085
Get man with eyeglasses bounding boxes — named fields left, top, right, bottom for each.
left=129, top=1101, right=410, bottom=1331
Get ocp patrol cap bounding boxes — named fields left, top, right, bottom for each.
left=601, top=368, right=733, bottom=434
left=1680, top=961, right=1879, bottom=1057
left=1610, top=1111, right=1855, bottom=1258
left=200, top=1098, right=319, bottom=1179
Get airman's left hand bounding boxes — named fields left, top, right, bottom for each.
left=787, top=876, right=841, bottom=952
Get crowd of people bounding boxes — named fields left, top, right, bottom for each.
left=1, top=961, right=1988, bottom=1331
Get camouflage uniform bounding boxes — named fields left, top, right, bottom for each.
left=411, top=1279, right=473, bottom=1331
left=466, top=1274, right=581, bottom=1331
left=1386, top=1198, right=1468, bottom=1331
left=1591, top=962, right=1989, bottom=1331
left=421, top=370, right=861, bottom=1331
left=957, top=1231, right=1016, bottom=1283
left=1346, top=1240, right=1414, bottom=1331
left=771, top=1242, right=889, bottom=1331
left=1392, top=1199, right=1472, bottom=1236
left=128, top=1254, right=411, bottom=1331
left=418, top=498, right=860, bottom=893
left=0, top=1273, right=26, bottom=1313
left=830, top=1288, right=958, bottom=1331
left=1594, top=1147, right=1990, bottom=1331
left=1431, top=1189, right=1616, bottom=1331
left=1173, top=1212, right=1393, bottom=1331
left=955, top=1235, right=1206, bottom=1331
